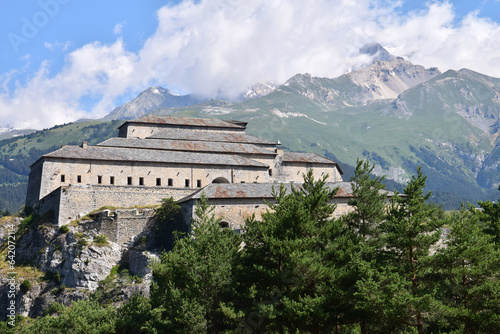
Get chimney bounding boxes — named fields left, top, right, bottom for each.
left=81, top=141, right=87, bottom=149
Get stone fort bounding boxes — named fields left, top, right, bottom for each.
left=26, top=116, right=355, bottom=231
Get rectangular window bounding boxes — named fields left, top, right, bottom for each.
left=139, top=177, right=144, bottom=186
left=77, top=175, right=82, bottom=183
left=168, top=178, right=173, bottom=187
left=185, top=179, right=190, bottom=188
left=110, top=176, right=115, bottom=185
left=156, top=178, right=161, bottom=186
left=197, top=180, right=202, bottom=188
left=97, top=175, right=102, bottom=184
left=127, top=177, right=132, bottom=185
left=60, top=175, right=65, bottom=182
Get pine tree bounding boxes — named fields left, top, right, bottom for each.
left=377, top=167, right=444, bottom=333
left=343, top=159, right=389, bottom=333
left=346, top=159, right=387, bottom=241
left=432, top=205, right=500, bottom=333
left=150, top=194, right=242, bottom=333
left=472, top=185, right=500, bottom=246
left=239, top=170, right=358, bottom=333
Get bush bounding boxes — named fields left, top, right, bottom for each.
left=93, top=234, right=108, bottom=246
left=77, top=238, right=88, bottom=248
left=20, top=279, right=31, bottom=293
left=59, top=225, right=69, bottom=233
left=54, top=271, right=61, bottom=284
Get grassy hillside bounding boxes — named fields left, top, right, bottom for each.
left=150, top=70, right=500, bottom=208
left=0, top=120, right=123, bottom=213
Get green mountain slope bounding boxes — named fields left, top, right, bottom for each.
left=2, top=58, right=499, bottom=212
left=149, top=66, right=500, bottom=208
left=0, top=120, right=123, bottom=213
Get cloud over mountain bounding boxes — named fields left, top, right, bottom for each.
left=1, top=0, right=500, bottom=129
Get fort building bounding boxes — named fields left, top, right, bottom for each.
left=26, top=116, right=345, bottom=226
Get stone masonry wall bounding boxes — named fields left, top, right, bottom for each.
left=37, top=159, right=269, bottom=201
left=183, top=197, right=355, bottom=230
left=81, top=209, right=155, bottom=245
left=54, top=184, right=192, bottom=226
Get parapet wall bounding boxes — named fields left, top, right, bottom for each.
left=38, top=184, right=193, bottom=226
left=81, top=208, right=155, bottom=245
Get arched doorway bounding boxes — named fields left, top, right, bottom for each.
left=212, top=177, right=230, bottom=184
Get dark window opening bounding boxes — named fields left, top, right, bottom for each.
left=156, top=178, right=161, bottom=186
left=212, top=177, right=230, bottom=184
left=197, top=180, right=202, bottom=188
left=97, top=175, right=102, bottom=184
left=219, top=221, right=229, bottom=228
left=77, top=175, right=82, bottom=183
left=127, top=177, right=132, bottom=185
left=110, top=176, right=115, bottom=185
left=168, top=178, right=173, bottom=186
left=60, top=175, right=65, bottom=183
left=268, top=169, right=273, bottom=176
left=185, top=179, right=190, bottom=188
left=139, top=177, right=144, bottom=186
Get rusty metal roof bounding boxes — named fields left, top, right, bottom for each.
left=41, top=145, right=269, bottom=168
left=148, top=130, right=277, bottom=145
left=97, top=137, right=276, bottom=155
left=181, top=182, right=359, bottom=201
left=282, top=152, right=337, bottom=165
left=182, top=182, right=397, bottom=202
left=118, top=116, right=246, bottom=129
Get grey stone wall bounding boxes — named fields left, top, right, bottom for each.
left=42, top=184, right=192, bottom=226
left=26, top=160, right=43, bottom=208
left=122, top=123, right=245, bottom=139
left=81, top=208, right=155, bottom=245
left=182, top=197, right=355, bottom=230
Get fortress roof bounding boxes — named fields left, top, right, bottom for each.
left=182, top=181, right=396, bottom=202
left=97, top=137, right=276, bottom=155
left=118, top=116, right=247, bottom=130
left=181, top=182, right=357, bottom=201
left=282, top=152, right=338, bottom=165
left=40, top=145, right=269, bottom=168
left=147, top=130, right=277, bottom=145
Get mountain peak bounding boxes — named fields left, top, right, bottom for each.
left=102, top=86, right=206, bottom=120
left=346, top=57, right=441, bottom=100
left=284, top=73, right=313, bottom=86
left=359, top=43, right=395, bottom=62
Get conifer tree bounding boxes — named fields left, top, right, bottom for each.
left=431, top=205, right=500, bottom=333
left=240, top=170, right=357, bottom=333
left=472, top=185, right=500, bottom=246
left=150, top=194, right=242, bottom=333
left=343, top=159, right=388, bottom=333
left=377, top=167, right=443, bottom=333
left=346, top=159, right=387, bottom=241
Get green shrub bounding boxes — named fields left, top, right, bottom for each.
left=20, top=279, right=31, bottom=293
left=58, top=225, right=69, bottom=233
left=93, top=234, right=108, bottom=246
left=77, top=237, right=88, bottom=248
left=133, top=236, right=147, bottom=246
left=54, top=271, right=61, bottom=284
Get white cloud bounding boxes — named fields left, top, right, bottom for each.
left=113, top=22, right=125, bottom=35
left=1, top=0, right=500, bottom=129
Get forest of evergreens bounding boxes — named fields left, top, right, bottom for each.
left=1, top=161, right=500, bottom=333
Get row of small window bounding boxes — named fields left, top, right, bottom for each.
left=60, top=174, right=203, bottom=188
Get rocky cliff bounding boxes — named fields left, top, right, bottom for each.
left=0, top=210, right=160, bottom=318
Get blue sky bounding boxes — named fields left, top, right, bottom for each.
left=1, top=0, right=499, bottom=129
